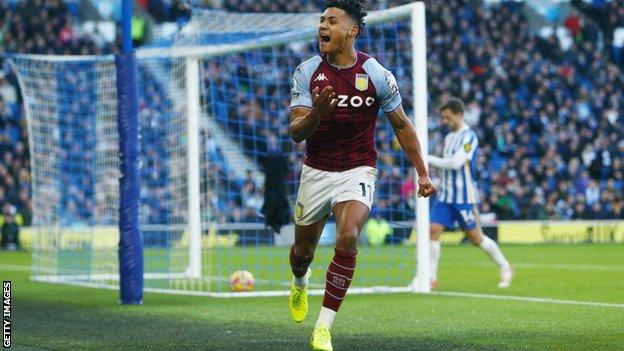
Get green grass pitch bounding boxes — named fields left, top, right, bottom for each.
left=2, top=244, right=623, bottom=350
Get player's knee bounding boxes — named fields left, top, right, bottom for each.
left=430, top=225, right=442, bottom=241
left=335, top=229, right=358, bottom=252
left=467, top=232, right=482, bottom=246
left=290, top=245, right=314, bottom=276
left=429, top=231, right=440, bottom=241
left=290, top=244, right=314, bottom=277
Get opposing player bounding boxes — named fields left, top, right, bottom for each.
left=425, top=98, right=513, bottom=289
left=287, top=1, right=436, bottom=350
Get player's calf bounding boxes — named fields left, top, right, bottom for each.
left=467, top=231, right=484, bottom=246
left=289, top=245, right=314, bottom=323
left=427, top=224, right=444, bottom=287
left=316, top=201, right=368, bottom=331
left=317, top=248, right=357, bottom=330
left=471, top=231, right=513, bottom=287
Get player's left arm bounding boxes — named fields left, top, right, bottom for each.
left=386, top=106, right=436, bottom=198
left=367, top=58, right=435, bottom=198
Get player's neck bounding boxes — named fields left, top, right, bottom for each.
left=328, top=48, right=357, bottom=68
left=452, top=121, right=466, bottom=132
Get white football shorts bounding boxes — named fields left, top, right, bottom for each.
left=294, top=164, right=378, bottom=226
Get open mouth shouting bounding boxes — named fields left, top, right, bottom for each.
left=319, top=32, right=332, bottom=50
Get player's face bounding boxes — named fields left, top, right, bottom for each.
left=318, top=8, right=359, bottom=54
left=440, top=109, right=463, bottom=131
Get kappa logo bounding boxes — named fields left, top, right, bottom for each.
left=315, top=73, right=328, bottom=82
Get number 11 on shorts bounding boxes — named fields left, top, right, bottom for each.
left=359, top=182, right=372, bottom=201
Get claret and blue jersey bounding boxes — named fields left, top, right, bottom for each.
left=290, top=51, right=402, bottom=172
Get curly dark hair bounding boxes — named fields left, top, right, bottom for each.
left=324, top=0, right=367, bottom=36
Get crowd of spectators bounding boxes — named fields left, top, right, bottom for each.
left=0, top=62, right=30, bottom=227
left=0, top=0, right=111, bottom=227
left=144, top=0, right=191, bottom=23
left=572, top=0, right=624, bottom=66
left=428, top=0, right=623, bottom=220
left=0, top=0, right=108, bottom=55
left=200, top=0, right=623, bottom=221
left=0, top=0, right=622, bottom=230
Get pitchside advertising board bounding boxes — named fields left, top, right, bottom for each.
left=496, top=221, right=624, bottom=244
left=16, top=220, right=624, bottom=249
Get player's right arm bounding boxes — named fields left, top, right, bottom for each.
left=289, top=59, right=337, bottom=143
left=429, top=132, right=478, bottom=170
left=290, top=86, right=338, bottom=143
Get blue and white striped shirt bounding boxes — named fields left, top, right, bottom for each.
left=434, top=125, right=479, bottom=204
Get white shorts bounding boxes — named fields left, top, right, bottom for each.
left=294, top=164, right=378, bottom=226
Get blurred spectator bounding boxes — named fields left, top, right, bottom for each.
left=364, top=212, right=392, bottom=246
left=564, top=10, right=582, bottom=39
left=572, top=0, right=624, bottom=65
left=614, top=26, right=624, bottom=66
left=132, top=15, right=148, bottom=46
left=145, top=0, right=191, bottom=23
left=0, top=204, right=20, bottom=250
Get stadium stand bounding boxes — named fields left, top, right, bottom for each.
left=191, top=0, right=623, bottom=221
left=571, top=0, right=624, bottom=67
left=0, top=0, right=113, bottom=226
left=0, top=0, right=622, bottom=228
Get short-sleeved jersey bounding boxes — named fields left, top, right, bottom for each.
left=437, top=125, right=479, bottom=204
left=290, top=51, right=402, bottom=172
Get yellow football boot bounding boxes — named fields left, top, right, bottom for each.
left=289, top=284, right=308, bottom=322
left=310, top=325, right=333, bottom=351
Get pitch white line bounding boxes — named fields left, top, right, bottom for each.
left=26, top=274, right=624, bottom=307
left=466, top=262, right=624, bottom=272
left=433, top=290, right=624, bottom=308
left=0, top=264, right=31, bottom=272
left=13, top=263, right=624, bottom=307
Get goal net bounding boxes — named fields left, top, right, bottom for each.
left=11, top=2, right=429, bottom=297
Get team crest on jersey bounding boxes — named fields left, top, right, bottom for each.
left=355, top=74, right=369, bottom=91
left=463, top=143, right=472, bottom=152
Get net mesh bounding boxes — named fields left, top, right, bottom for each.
left=176, top=8, right=420, bottom=293
left=14, top=5, right=423, bottom=295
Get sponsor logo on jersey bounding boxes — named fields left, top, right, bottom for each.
left=355, top=74, right=369, bottom=91
left=336, top=95, right=376, bottom=108
left=315, top=73, right=328, bottom=82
